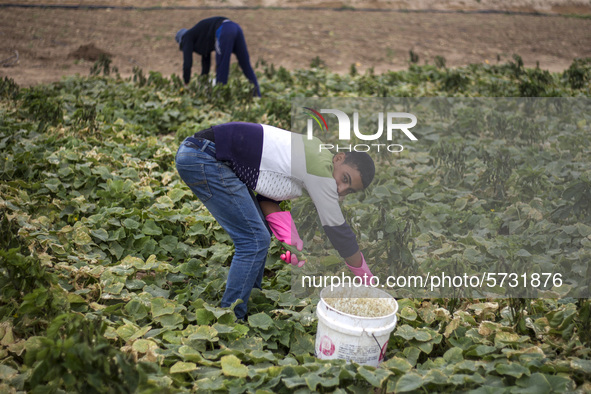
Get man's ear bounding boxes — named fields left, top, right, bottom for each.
left=332, top=152, right=346, bottom=164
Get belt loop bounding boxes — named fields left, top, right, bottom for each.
left=200, top=140, right=211, bottom=152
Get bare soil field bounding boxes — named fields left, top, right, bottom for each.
left=1, top=0, right=590, bottom=86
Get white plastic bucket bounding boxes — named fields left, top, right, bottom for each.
left=315, top=285, right=398, bottom=367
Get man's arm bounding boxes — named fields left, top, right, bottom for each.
left=201, top=53, right=211, bottom=76
left=182, top=44, right=194, bottom=84
left=259, top=200, right=281, bottom=216
left=344, top=250, right=362, bottom=268
left=303, top=173, right=371, bottom=278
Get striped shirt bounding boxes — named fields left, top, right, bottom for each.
left=210, top=122, right=359, bottom=258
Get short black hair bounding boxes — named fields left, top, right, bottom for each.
left=343, top=152, right=375, bottom=189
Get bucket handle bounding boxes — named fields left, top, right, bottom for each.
left=371, top=332, right=382, bottom=349
left=371, top=332, right=386, bottom=361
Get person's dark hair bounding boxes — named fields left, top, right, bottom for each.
left=343, top=152, right=375, bottom=189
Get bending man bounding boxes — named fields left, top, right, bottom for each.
left=175, top=122, right=375, bottom=320
left=175, top=16, right=261, bottom=96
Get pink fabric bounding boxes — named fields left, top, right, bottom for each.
left=345, top=253, right=373, bottom=285
left=265, top=211, right=304, bottom=250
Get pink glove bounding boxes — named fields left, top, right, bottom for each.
left=280, top=250, right=305, bottom=268
left=345, top=253, right=374, bottom=285
left=266, top=211, right=304, bottom=251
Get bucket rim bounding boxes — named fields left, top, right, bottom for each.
left=319, top=285, right=399, bottom=320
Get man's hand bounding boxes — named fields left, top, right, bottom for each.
left=266, top=211, right=304, bottom=250
left=280, top=249, right=305, bottom=268
left=345, top=252, right=373, bottom=285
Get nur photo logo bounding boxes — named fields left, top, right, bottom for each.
left=304, top=107, right=418, bottom=153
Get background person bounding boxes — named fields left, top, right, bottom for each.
left=175, top=16, right=261, bottom=96
left=175, top=122, right=376, bottom=320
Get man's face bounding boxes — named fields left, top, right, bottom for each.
left=332, top=153, right=364, bottom=197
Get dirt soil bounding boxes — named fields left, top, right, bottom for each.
left=1, top=0, right=590, bottom=87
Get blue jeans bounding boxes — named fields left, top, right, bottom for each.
left=175, top=138, right=270, bottom=319
left=215, top=20, right=261, bottom=97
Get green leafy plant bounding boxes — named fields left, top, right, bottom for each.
left=20, top=86, right=63, bottom=130
left=434, top=55, right=447, bottom=69
left=563, top=57, right=591, bottom=89
left=0, top=76, right=20, bottom=101
left=0, top=57, right=589, bottom=393
left=90, top=54, right=118, bottom=77
left=0, top=214, right=68, bottom=335
left=409, top=49, right=419, bottom=64
left=24, top=313, right=145, bottom=393
left=310, top=56, right=327, bottom=69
